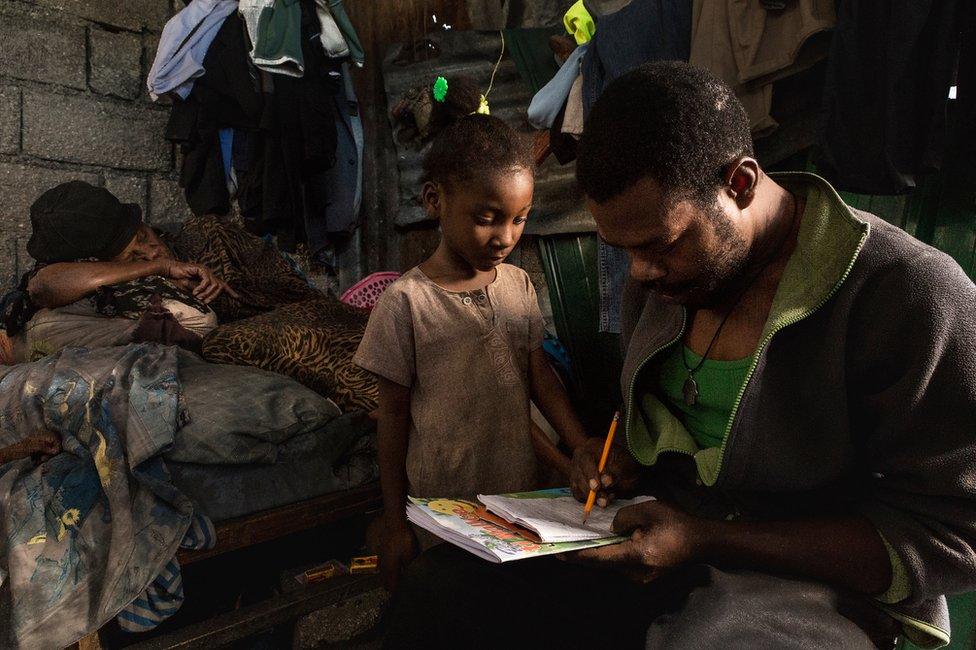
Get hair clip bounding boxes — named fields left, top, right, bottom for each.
left=432, top=76, right=449, bottom=103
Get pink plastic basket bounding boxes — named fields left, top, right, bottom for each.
left=340, top=272, right=402, bottom=311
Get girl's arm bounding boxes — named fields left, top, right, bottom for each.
left=529, top=347, right=588, bottom=453
left=376, top=376, right=417, bottom=591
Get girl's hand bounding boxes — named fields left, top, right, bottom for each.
left=381, top=520, right=418, bottom=593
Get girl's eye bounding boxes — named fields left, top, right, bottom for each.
left=474, top=216, right=493, bottom=226
left=514, top=216, right=528, bottom=225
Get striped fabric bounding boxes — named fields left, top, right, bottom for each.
left=117, top=513, right=216, bottom=633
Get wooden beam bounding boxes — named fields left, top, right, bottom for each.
left=124, top=574, right=381, bottom=650
left=177, top=483, right=382, bottom=565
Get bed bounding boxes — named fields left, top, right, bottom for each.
left=0, top=344, right=380, bottom=648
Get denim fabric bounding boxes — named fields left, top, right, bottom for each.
left=580, top=0, right=693, bottom=117
left=304, top=62, right=364, bottom=258
left=147, top=0, right=238, bottom=101
left=217, top=128, right=237, bottom=196
left=527, top=43, right=589, bottom=130
left=581, top=0, right=692, bottom=333
left=598, top=238, right=630, bottom=333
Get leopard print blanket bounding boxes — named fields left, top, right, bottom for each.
left=170, top=215, right=377, bottom=411
left=202, top=296, right=378, bottom=412
left=166, top=215, right=322, bottom=323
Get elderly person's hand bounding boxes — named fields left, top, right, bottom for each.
left=162, top=261, right=240, bottom=304
left=570, top=436, right=641, bottom=507
left=567, top=500, right=700, bottom=583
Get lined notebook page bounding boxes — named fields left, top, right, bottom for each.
left=478, top=494, right=655, bottom=543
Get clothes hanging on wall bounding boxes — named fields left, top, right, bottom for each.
left=689, top=0, right=835, bottom=137
left=165, top=12, right=263, bottom=217
left=325, top=0, right=365, bottom=67
left=304, top=62, right=364, bottom=251
left=817, top=0, right=967, bottom=194
left=162, top=1, right=364, bottom=253
left=239, top=0, right=306, bottom=77
left=313, top=0, right=350, bottom=59
left=561, top=73, right=584, bottom=136
left=580, top=0, right=693, bottom=119
left=527, top=43, right=588, bottom=129
left=147, top=0, right=240, bottom=101
left=563, top=0, right=595, bottom=44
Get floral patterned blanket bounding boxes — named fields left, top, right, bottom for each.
left=0, top=344, right=203, bottom=647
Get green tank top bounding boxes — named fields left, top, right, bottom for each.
left=658, top=344, right=753, bottom=449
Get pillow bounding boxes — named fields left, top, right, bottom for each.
left=167, top=350, right=342, bottom=465
left=201, top=296, right=378, bottom=412
left=18, top=300, right=138, bottom=362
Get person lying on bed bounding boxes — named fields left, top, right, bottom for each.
left=2, top=180, right=326, bottom=341
left=0, top=180, right=235, bottom=353
left=18, top=180, right=237, bottom=318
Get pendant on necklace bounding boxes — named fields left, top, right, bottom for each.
left=683, top=375, right=700, bottom=406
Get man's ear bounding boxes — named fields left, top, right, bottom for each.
left=421, top=181, right=442, bottom=220
left=723, top=158, right=760, bottom=209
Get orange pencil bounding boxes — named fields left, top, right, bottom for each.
left=582, top=411, right=620, bottom=524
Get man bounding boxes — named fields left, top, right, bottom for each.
left=383, top=62, right=976, bottom=649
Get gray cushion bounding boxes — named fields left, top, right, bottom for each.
left=168, top=351, right=342, bottom=465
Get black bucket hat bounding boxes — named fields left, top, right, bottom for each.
left=26, top=180, right=143, bottom=263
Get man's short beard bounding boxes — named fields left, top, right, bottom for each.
left=685, top=203, right=750, bottom=308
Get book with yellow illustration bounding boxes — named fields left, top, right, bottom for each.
left=406, top=488, right=653, bottom=563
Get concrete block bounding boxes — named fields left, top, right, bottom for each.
left=23, top=89, right=171, bottom=171
left=0, top=235, right=30, bottom=293
left=149, top=176, right=193, bottom=225
left=104, top=173, right=148, bottom=217
left=292, top=588, right=388, bottom=648
left=89, top=27, right=143, bottom=100
left=33, top=0, right=171, bottom=33
left=0, top=163, right=100, bottom=286
left=0, top=6, right=86, bottom=90
left=0, top=86, right=21, bottom=154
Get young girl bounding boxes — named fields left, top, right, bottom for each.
left=354, top=77, right=588, bottom=590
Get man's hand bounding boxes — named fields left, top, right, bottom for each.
left=381, top=520, right=418, bottom=593
left=161, top=261, right=240, bottom=303
left=568, top=500, right=701, bottom=583
left=570, top=437, right=641, bottom=507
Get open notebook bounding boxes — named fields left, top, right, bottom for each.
left=407, top=488, right=654, bottom=563
left=478, top=490, right=653, bottom=543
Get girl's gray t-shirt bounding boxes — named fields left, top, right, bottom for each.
left=354, top=264, right=545, bottom=500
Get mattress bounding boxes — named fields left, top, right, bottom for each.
left=168, top=410, right=378, bottom=522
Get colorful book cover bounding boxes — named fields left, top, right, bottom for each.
left=407, top=489, right=625, bottom=564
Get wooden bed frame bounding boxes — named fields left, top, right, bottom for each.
left=76, top=482, right=382, bottom=650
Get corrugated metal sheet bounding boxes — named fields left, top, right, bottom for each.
left=381, top=29, right=595, bottom=235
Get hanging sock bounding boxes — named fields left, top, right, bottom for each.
left=563, top=0, right=596, bottom=45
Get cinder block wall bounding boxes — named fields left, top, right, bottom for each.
left=0, top=0, right=186, bottom=290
